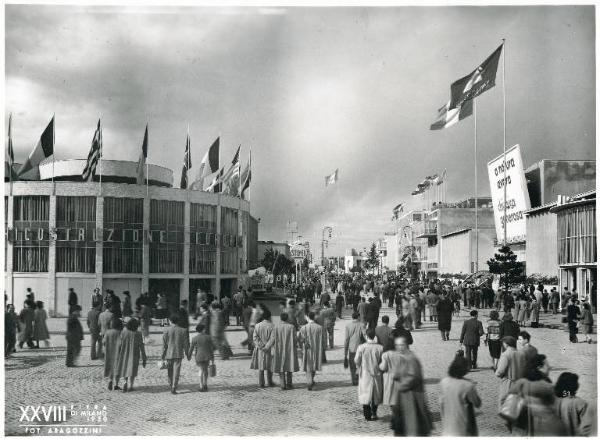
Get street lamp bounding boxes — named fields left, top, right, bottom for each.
left=321, top=226, right=333, bottom=267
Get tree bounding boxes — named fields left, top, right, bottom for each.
left=261, top=248, right=277, bottom=270
left=365, top=243, right=379, bottom=273
left=487, top=245, right=526, bottom=292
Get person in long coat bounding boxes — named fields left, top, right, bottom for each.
left=122, top=291, right=133, bottom=318
left=33, top=301, right=50, bottom=348
left=114, top=318, right=147, bottom=392
left=251, top=308, right=275, bottom=387
left=554, top=372, right=594, bottom=436
left=389, top=334, right=432, bottom=436
left=266, top=312, right=299, bottom=390
left=188, top=323, right=215, bottom=392
left=104, top=317, right=123, bottom=390
left=298, top=311, right=323, bottom=391
left=440, top=355, right=481, bottom=436
left=139, top=304, right=152, bottom=343
left=355, top=328, right=383, bottom=421
left=5, top=304, right=18, bottom=357
left=516, top=296, right=528, bottom=326
left=65, top=306, right=84, bottom=367
left=209, top=303, right=232, bottom=360
left=426, top=291, right=439, bottom=322
left=436, top=294, right=453, bottom=341
left=18, top=300, right=35, bottom=349
left=379, top=334, right=405, bottom=410
left=495, top=336, right=523, bottom=409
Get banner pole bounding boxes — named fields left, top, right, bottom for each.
left=502, top=39, right=507, bottom=247
left=474, top=99, right=479, bottom=273
left=52, top=114, right=55, bottom=195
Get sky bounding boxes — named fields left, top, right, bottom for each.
left=5, top=5, right=596, bottom=258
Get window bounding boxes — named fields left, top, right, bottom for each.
left=56, top=197, right=96, bottom=273
left=103, top=197, right=143, bottom=273
left=189, top=203, right=217, bottom=274
left=13, top=196, right=50, bottom=272
left=558, top=204, right=596, bottom=265
left=149, top=200, right=184, bottom=273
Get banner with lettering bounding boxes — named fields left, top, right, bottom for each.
left=487, top=144, right=531, bottom=244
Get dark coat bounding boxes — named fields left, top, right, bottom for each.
left=460, top=318, right=484, bottom=346
left=436, top=298, right=454, bottom=331
left=499, top=320, right=520, bottom=339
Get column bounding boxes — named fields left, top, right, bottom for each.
left=6, top=195, right=14, bottom=304
left=48, top=195, right=57, bottom=316
left=215, top=197, right=222, bottom=300
left=95, top=197, right=103, bottom=291
left=180, top=201, right=190, bottom=304
left=142, top=197, right=150, bottom=294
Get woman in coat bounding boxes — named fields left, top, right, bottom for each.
left=554, top=372, right=593, bottom=436
left=379, top=332, right=406, bottom=419
left=18, top=300, right=35, bottom=349
left=529, top=299, right=540, bottom=327
left=33, top=301, right=50, bottom=348
left=210, top=303, right=232, bottom=360
left=104, top=317, right=123, bottom=390
left=122, top=291, right=133, bottom=318
left=436, top=293, right=453, bottom=341
left=507, top=354, right=567, bottom=436
left=440, top=355, right=481, bottom=436
left=250, top=308, right=275, bottom=387
left=580, top=303, right=594, bottom=344
left=354, top=328, right=383, bottom=421
left=114, top=318, right=147, bottom=392
left=389, top=334, right=432, bottom=436
left=485, top=310, right=502, bottom=370
left=516, top=296, right=528, bottom=326
left=495, top=336, right=522, bottom=410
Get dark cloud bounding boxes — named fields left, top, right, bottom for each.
left=6, top=5, right=595, bottom=256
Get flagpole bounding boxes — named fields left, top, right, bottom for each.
left=98, top=117, right=102, bottom=196
left=474, top=99, right=479, bottom=273
left=52, top=113, right=55, bottom=195
left=502, top=39, right=507, bottom=247
left=8, top=113, right=13, bottom=197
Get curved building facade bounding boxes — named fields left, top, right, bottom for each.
left=5, top=159, right=259, bottom=317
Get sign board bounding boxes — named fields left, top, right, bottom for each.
left=487, top=144, right=531, bottom=244
left=290, top=243, right=308, bottom=261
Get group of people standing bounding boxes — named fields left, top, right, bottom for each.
left=5, top=289, right=50, bottom=357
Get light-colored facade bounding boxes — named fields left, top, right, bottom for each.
left=524, top=204, right=559, bottom=278
left=5, top=159, right=257, bottom=317
left=440, top=228, right=497, bottom=275
left=257, top=241, right=291, bottom=262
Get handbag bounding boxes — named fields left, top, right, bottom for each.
left=498, top=392, right=525, bottom=423
left=158, top=360, right=168, bottom=370
left=208, top=361, right=217, bottom=377
left=343, top=357, right=349, bottom=369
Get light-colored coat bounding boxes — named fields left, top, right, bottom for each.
left=33, top=308, right=50, bottom=341
left=267, top=321, right=299, bottom=372
left=379, top=350, right=404, bottom=405
left=299, top=321, right=323, bottom=372
left=103, top=328, right=121, bottom=378
left=495, top=346, right=523, bottom=409
left=439, top=376, right=481, bottom=436
left=251, top=319, right=274, bottom=370
left=355, top=340, right=383, bottom=405
left=115, top=328, right=147, bottom=378
left=162, top=326, right=190, bottom=360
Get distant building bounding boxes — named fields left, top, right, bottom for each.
left=344, top=248, right=366, bottom=273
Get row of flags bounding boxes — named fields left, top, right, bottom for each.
left=430, top=43, right=503, bottom=130
left=411, top=169, right=446, bottom=196
left=5, top=116, right=252, bottom=200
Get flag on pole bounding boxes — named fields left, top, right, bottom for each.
left=190, top=136, right=220, bottom=191
left=221, top=145, right=241, bottom=194
left=325, top=169, right=338, bottom=187
left=391, top=203, right=404, bottom=220
left=18, top=116, right=54, bottom=179
left=430, top=99, right=473, bottom=130
left=6, top=113, right=17, bottom=181
left=136, top=124, right=148, bottom=185
left=82, top=119, right=102, bottom=181
left=437, top=168, right=447, bottom=185
left=241, top=149, right=251, bottom=200
left=449, top=44, right=503, bottom=110
left=180, top=133, right=192, bottom=189
left=411, top=188, right=424, bottom=196
left=206, top=168, right=224, bottom=193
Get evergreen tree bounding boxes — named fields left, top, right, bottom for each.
left=486, top=245, right=526, bottom=292
left=365, top=243, right=379, bottom=273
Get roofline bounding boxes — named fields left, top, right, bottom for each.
left=441, top=228, right=472, bottom=239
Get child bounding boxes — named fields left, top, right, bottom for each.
left=187, top=323, right=215, bottom=392
left=580, top=303, right=594, bottom=344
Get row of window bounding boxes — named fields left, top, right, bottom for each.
left=558, top=205, right=596, bottom=265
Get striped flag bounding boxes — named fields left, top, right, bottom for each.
left=206, top=168, right=224, bottom=193
left=18, top=116, right=54, bottom=179
left=241, top=149, right=251, bottom=200
left=430, top=99, right=473, bottom=130
left=221, top=145, right=241, bottom=194
left=325, top=169, right=338, bottom=187
left=82, top=119, right=102, bottom=181
left=180, top=133, right=192, bottom=189
left=136, top=124, right=148, bottom=185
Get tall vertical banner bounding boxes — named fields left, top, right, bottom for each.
left=487, top=144, right=531, bottom=244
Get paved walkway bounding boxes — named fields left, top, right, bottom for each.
left=5, top=306, right=597, bottom=436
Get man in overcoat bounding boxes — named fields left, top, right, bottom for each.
left=266, top=312, right=299, bottom=390
left=298, top=311, right=323, bottom=390
left=459, top=309, right=484, bottom=369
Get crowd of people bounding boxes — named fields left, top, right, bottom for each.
left=4, top=273, right=597, bottom=436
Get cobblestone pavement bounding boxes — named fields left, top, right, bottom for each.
left=5, top=306, right=597, bottom=436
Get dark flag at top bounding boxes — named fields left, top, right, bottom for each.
left=136, top=124, right=148, bottom=185
left=180, top=133, right=191, bottom=189
left=18, top=116, right=54, bottom=179
left=449, top=44, right=503, bottom=110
